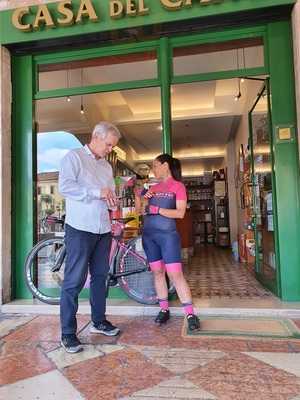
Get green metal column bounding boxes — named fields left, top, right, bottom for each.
left=159, top=37, right=172, bottom=154
left=267, top=20, right=300, bottom=301
left=12, top=55, right=35, bottom=299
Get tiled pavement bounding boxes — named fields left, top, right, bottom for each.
left=1, top=314, right=300, bottom=399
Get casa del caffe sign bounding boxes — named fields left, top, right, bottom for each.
left=12, top=0, right=222, bottom=32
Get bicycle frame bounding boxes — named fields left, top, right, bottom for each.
left=49, top=219, right=149, bottom=280
left=109, top=236, right=149, bottom=280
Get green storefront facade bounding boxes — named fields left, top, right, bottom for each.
left=0, top=0, right=300, bottom=303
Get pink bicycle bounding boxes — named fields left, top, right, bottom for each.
left=24, top=217, right=175, bottom=305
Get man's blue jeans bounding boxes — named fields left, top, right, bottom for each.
left=60, top=224, right=112, bottom=335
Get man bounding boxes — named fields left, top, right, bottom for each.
left=59, top=121, right=121, bottom=353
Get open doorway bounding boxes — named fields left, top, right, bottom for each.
left=169, top=78, right=274, bottom=300
left=35, top=46, right=276, bottom=302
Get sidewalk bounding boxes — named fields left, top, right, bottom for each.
left=1, top=313, right=300, bottom=399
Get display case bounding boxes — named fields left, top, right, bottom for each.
left=183, top=174, right=215, bottom=245
left=214, top=195, right=230, bottom=247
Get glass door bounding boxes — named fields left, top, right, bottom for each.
left=249, top=81, right=278, bottom=292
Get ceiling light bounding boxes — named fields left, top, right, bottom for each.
left=66, top=70, right=71, bottom=102
left=234, top=78, right=242, bottom=101
left=80, top=70, right=85, bottom=115
left=234, top=92, right=241, bottom=101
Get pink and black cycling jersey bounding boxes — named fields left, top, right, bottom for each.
left=142, top=177, right=187, bottom=232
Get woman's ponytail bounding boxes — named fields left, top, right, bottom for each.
left=170, top=157, right=182, bottom=181
left=156, top=154, right=182, bottom=181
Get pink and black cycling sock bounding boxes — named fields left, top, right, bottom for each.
left=158, top=298, right=169, bottom=311
left=182, top=302, right=194, bottom=316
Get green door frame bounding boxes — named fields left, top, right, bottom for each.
left=12, top=20, right=300, bottom=301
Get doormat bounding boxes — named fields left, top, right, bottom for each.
left=183, top=316, right=300, bottom=340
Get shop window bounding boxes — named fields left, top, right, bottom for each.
left=36, top=128, right=82, bottom=239
left=38, top=51, right=157, bottom=91
left=36, top=86, right=162, bottom=240
left=173, top=37, right=264, bottom=76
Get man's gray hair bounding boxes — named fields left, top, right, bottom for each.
left=92, top=121, right=121, bottom=139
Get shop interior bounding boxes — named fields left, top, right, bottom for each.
left=35, top=44, right=276, bottom=300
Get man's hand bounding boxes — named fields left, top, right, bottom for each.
left=101, top=188, right=117, bottom=208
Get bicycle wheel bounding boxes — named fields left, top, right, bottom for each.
left=115, top=236, right=175, bottom=305
left=24, top=237, right=65, bottom=305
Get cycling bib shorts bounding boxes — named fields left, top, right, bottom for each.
left=142, top=177, right=187, bottom=266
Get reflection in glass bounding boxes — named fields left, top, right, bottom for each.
left=36, top=87, right=162, bottom=243
left=38, top=51, right=157, bottom=91
left=251, top=89, right=276, bottom=283
left=173, top=38, right=264, bottom=76
left=36, top=87, right=161, bottom=291
left=36, top=131, right=82, bottom=239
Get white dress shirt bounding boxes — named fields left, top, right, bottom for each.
left=59, top=145, right=115, bottom=234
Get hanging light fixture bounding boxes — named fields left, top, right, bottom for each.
left=240, top=48, right=246, bottom=84
left=234, top=49, right=242, bottom=101
left=66, top=69, right=71, bottom=102
left=80, top=68, right=85, bottom=114
left=234, top=78, right=242, bottom=101
left=80, top=96, right=85, bottom=114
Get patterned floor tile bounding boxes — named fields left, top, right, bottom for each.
left=79, top=317, right=130, bottom=346
left=133, top=346, right=225, bottom=373
left=119, top=316, right=252, bottom=352
left=185, top=352, right=300, bottom=400
left=185, top=246, right=272, bottom=298
left=64, top=347, right=173, bottom=400
left=0, top=315, right=35, bottom=339
left=3, top=315, right=89, bottom=343
left=293, top=320, right=300, bottom=329
left=99, top=344, right=125, bottom=354
left=289, top=341, right=300, bottom=353
left=0, top=347, right=55, bottom=385
left=119, top=377, right=217, bottom=399
left=39, top=341, right=61, bottom=353
left=0, top=341, right=41, bottom=357
left=246, top=339, right=292, bottom=353
left=0, top=370, right=84, bottom=399
left=245, top=352, right=300, bottom=377
left=47, top=344, right=104, bottom=369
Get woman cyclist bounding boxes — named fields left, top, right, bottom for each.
left=136, top=154, right=200, bottom=331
